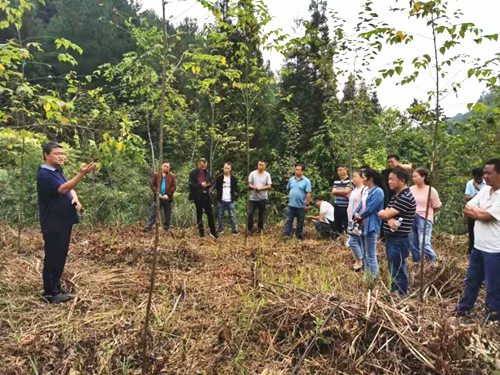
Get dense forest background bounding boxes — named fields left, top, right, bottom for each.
left=1, top=0, right=499, bottom=234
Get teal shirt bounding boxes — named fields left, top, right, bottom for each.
left=160, top=176, right=166, bottom=195
left=287, top=176, right=312, bottom=208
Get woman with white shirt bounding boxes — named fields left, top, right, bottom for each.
left=347, top=170, right=367, bottom=271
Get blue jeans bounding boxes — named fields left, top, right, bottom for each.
left=385, top=236, right=410, bottom=295
left=456, top=248, right=500, bottom=321
left=348, top=235, right=364, bottom=261
left=361, top=232, right=378, bottom=277
left=217, top=201, right=237, bottom=232
left=284, top=206, right=306, bottom=239
left=409, top=215, right=436, bottom=262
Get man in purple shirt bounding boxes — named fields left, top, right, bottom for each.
left=37, top=142, right=95, bottom=303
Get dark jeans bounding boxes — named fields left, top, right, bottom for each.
left=42, top=228, right=73, bottom=296
left=456, top=248, right=500, bottom=321
left=194, top=199, right=217, bottom=237
left=385, top=235, right=410, bottom=295
left=145, top=199, right=172, bottom=230
left=334, top=205, right=348, bottom=234
left=467, top=218, right=476, bottom=254
left=284, top=206, right=306, bottom=239
left=218, top=201, right=237, bottom=232
left=248, top=200, right=266, bottom=232
left=314, top=220, right=335, bottom=238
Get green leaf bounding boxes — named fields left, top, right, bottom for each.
left=375, top=78, right=382, bottom=86
left=423, top=54, right=431, bottom=63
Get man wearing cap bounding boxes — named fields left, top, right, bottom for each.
left=188, top=158, right=218, bottom=238
left=37, top=141, right=95, bottom=303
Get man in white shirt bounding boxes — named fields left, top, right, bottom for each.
left=456, top=159, right=500, bottom=321
left=307, top=199, right=335, bottom=238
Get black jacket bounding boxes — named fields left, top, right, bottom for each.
left=215, top=174, right=239, bottom=202
left=188, top=168, right=213, bottom=201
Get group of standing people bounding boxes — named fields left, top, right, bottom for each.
left=36, top=139, right=499, bottom=321
left=144, top=158, right=273, bottom=239
left=344, top=161, right=421, bottom=296
left=137, top=153, right=494, bottom=301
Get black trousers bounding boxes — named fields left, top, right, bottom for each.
left=314, top=220, right=336, bottom=239
left=194, top=199, right=216, bottom=237
left=467, top=218, right=476, bottom=254
left=145, top=199, right=172, bottom=230
left=334, top=205, right=348, bottom=235
left=248, top=200, right=267, bottom=231
left=42, top=228, right=72, bottom=296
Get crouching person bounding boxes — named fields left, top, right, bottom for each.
left=307, top=199, right=335, bottom=238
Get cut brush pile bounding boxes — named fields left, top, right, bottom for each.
left=0, top=224, right=499, bottom=374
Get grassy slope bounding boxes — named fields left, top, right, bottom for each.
left=0, top=224, right=499, bottom=374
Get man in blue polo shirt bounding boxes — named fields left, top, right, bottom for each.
left=37, top=142, right=95, bottom=303
left=284, top=164, right=312, bottom=240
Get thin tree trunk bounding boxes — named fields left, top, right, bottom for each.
left=419, top=10, right=440, bottom=303
left=146, top=110, right=156, bottom=166
left=141, top=1, right=169, bottom=373
left=18, top=134, right=26, bottom=251
left=245, top=93, right=250, bottom=246
left=17, top=27, right=26, bottom=251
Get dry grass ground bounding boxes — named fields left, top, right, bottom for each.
left=1, top=223, right=499, bottom=374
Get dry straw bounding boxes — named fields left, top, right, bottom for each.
left=1, top=224, right=499, bottom=374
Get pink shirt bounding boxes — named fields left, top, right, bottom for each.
left=410, top=185, right=442, bottom=222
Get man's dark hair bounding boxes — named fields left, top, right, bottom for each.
left=224, top=162, right=232, bottom=167
left=360, top=164, right=371, bottom=170
left=162, top=161, right=170, bottom=165
left=485, top=158, right=500, bottom=173
left=414, top=167, right=430, bottom=185
left=198, top=157, right=207, bottom=163
left=390, top=168, right=410, bottom=184
left=472, top=167, right=483, bottom=178
left=258, top=160, right=267, bottom=165
left=42, top=141, right=63, bottom=160
left=387, top=154, right=401, bottom=161
left=363, top=168, right=383, bottom=187
left=337, top=164, right=347, bottom=170
left=295, top=163, right=305, bottom=172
